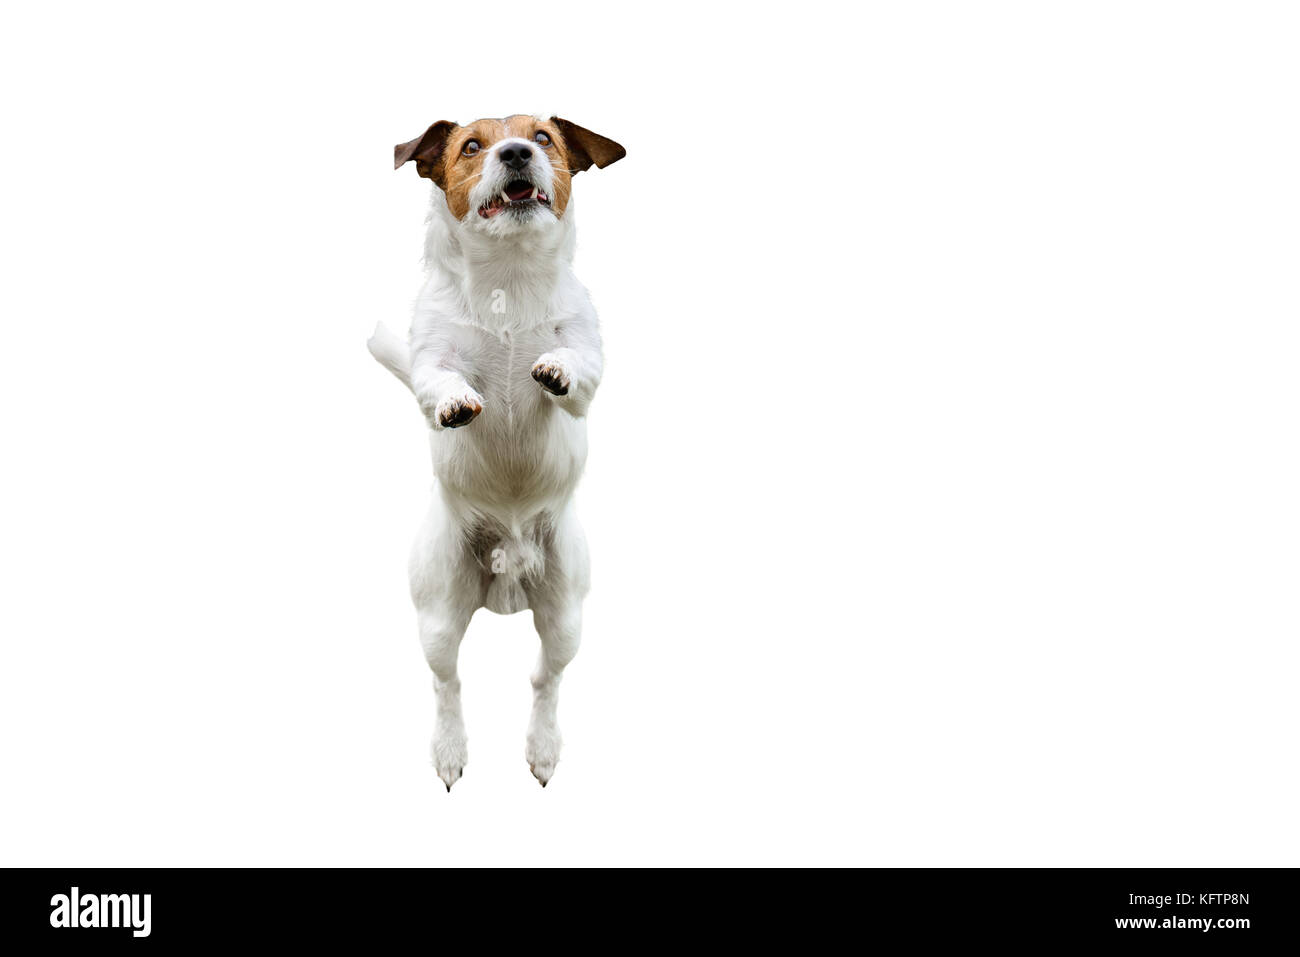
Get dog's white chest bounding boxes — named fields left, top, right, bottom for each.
left=428, top=319, right=587, bottom=511
left=471, top=324, right=558, bottom=409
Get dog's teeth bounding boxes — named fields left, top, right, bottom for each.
left=530, top=187, right=538, bottom=200
left=501, top=189, right=511, bottom=204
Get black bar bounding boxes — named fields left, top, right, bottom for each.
left=4, top=868, right=1294, bottom=947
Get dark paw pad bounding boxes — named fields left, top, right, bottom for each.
left=437, top=397, right=481, bottom=428
left=531, top=362, right=570, bottom=396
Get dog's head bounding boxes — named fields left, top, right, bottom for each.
left=395, top=115, right=624, bottom=232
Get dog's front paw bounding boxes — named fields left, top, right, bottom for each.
left=531, top=355, right=570, bottom=396
left=422, top=390, right=483, bottom=430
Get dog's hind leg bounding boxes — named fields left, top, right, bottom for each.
left=410, top=495, right=483, bottom=792
left=418, top=601, right=473, bottom=792
left=523, top=506, right=590, bottom=787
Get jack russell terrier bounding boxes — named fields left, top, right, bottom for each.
left=368, top=115, right=625, bottom=790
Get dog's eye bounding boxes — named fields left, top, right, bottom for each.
left=533, top=131, right=551, bottom=147
left=462, top=140, right=481, bottom=157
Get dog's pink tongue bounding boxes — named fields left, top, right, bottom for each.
left=505, top=182, right=533, bottom=201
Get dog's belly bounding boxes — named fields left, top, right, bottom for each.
left=429, top=328, right=587, bottom=522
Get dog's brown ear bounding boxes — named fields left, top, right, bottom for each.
left=551, top=117, right=625, bottom=173
left=394, top=120, right=458, bottom=182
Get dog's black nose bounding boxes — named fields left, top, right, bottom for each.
left=499, top=144, right=532, bottom=170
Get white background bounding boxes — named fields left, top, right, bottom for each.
left=1, top=2, right=1296, bottom=866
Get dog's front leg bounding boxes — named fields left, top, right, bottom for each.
left=411, top=358, right=483, bottom=430
left=531, top=342, right=602, bottom=419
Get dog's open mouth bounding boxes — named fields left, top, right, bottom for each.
left=478, top=180, right=551, bottom=218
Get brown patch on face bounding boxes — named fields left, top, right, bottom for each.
left=439, top=118, right=502, bottom=219
left=396, top=115, right=624, bottom=221
left=518, top=116, right=574, bottom=219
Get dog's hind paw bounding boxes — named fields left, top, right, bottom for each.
left=525, top=727, right=562, bottom=787
left=528, top=760, right=555, bottom=787
left=432, top=728, right=468, bottom=792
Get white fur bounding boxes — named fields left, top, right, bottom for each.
left=368, top=135, right=603, bottom=789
